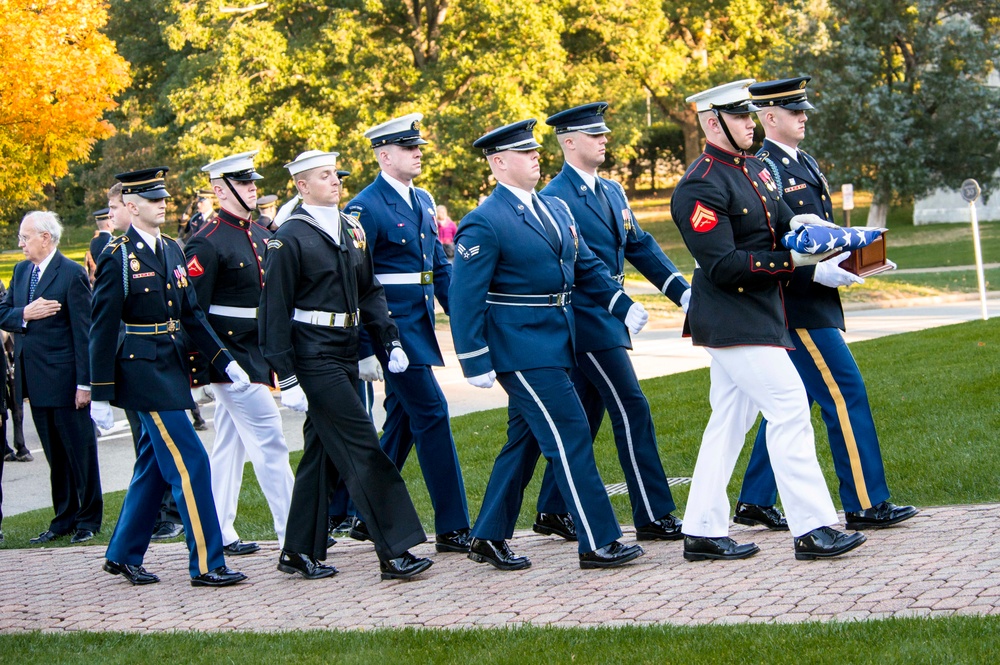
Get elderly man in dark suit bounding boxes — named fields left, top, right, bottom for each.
left=0, top=211, right=103, bottom=545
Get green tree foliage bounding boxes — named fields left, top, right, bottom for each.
left=785, top=0, right=1000, bottom=225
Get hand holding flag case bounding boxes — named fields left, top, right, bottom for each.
left=782, top=225, right=893, bottom=277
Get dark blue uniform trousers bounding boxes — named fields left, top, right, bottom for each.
left=106, top=410, right=225, bottom=577
left=475, top=368, right=622, bottom=554
left=739, top=327, right=890, bottom=512
left=378, top=365, right=469, bottom=534
left=536, top=347, right=677, bottom=526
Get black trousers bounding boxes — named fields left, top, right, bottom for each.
left=285, top=356, right=425, bottom=561
left=30, top=404, right=103, bottom=533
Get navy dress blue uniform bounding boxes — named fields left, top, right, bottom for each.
left=0, top=249, right=103, bottom=537
left=452, top=123, right=642, bottom=558
left=739, top=78, right=897, bottom=516
left=345, top=115, right=469, bottom=538
left=536, top=106, right=690, bottom=529
left=259, top=202, right=426, bottom=565
left=91, top=170, right=237, bottom=580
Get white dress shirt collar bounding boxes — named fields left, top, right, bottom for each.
left=33, top=247, right=58, bottom=279
left=769, top=139, right=800, bottom=162
left=568, top=163, right=597, bottom=191
left=132, top=226, right=161, bottom=252
left=380, top=171, right=415, bottom=209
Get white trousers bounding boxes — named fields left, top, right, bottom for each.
left=682, top=345, right=838, bottom=538
left=210, top=382, right=295, bottom=547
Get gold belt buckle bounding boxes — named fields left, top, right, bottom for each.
left=166, top=320, right=178, bottom=333
left=420, top=271, right=433, bottom=285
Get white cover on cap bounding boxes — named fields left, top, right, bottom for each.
left=686, top=79, right=756, bottom=112
left=284, top=150, right=339, bottom=176
left=202, top=150, right=260, bottom=179
left=364, top=112, right=424, bottom=141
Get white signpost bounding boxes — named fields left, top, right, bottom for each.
left=961, top=179, right=989, bottom=321
left=842, top=183, right=854, bottom=227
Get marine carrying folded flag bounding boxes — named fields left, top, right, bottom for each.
left=782, top=225, right=886, bottom=254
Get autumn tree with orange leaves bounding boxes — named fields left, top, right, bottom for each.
left=0, top=0, right=129, bottom=220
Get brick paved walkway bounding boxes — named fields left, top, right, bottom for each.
left=1, top=504, right=998, bottom=632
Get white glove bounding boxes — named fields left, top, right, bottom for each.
left=789, top=213, right=838, bottom=231
left=680, top=289, right=691, bottom=314
left=358, top=355, right=383, bottom=382
left=467, top=370, right=496, bottom=389
left=791, top=248, right=839, bottom=267
left=190, top=385, right=214, bottom=404
left=225, top=361, right=251, bottom=392
left=90, top=400, right=114, bottom=430
left=387, top=347, right=409, bottom=374
left=813, top=252, right=865, bottom=288
left=624, top=302, right=648, bottom=335
left=280, top=384, right=309, bottom=412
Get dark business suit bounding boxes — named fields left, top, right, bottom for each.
left=0, top=252, right=103, bottom=534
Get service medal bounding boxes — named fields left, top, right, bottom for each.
left=130, top=259, right=140, bottom=271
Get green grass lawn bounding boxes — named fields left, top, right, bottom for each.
left=2, top=616, right=998, bottom=663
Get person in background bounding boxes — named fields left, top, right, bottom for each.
left=436, top=204, right=457, bottom=260
left=256, top=194, right=279, bottom=232
left=86, top=208, right=114, bottom=285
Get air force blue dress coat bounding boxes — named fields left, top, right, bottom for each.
left=345, top=176, right=451, bottom=365
left=757, top=139, right=844, bottom=330
left=450, top=186, right=634, bottom=377
left=542, top=164, right=689, bottom=352
left=0, top=252, right=92, bottom=408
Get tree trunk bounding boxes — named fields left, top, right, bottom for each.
left=867, top=188, right=890, bottom=227
left=681, top=111, right=703, bottom=165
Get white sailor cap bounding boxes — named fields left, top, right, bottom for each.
left=364, top=113, right=429, bottom=148
left=686, top=79, right=760, bottom=114
left=283, top=150, right=340, bottom=176
left=202, top=150, right=263, bottom=181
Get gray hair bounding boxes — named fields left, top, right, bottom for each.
left=23, top=210, right=63, bottom=246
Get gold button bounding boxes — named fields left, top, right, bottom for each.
left=193, top=379, right=198, bottom=384
left=170, top=334, right=175, bottom=340
left=769, top=262, right=775, bottom=268
left=755, top=261, right=761, bottom=267
left=253, top=243, right=258, bottom=248
left=734, top=158, right=740, bottom=164
left=388, top=311, right=392, bottom=316
left=168, top=300, right=172, bottom=306
left=753, top=182, right=759, bottom=188
left=257, top=255, right=262, bottom=261
left=189, top=356, right=194, bottom=361
left=402, top=239, right=406, bottom=244
left=228, top=331, right=233, bottom=336
left=129, top=354, right=135, bottom=359
left=825, top=213, right=831, bottom=219
left=421, top=233, right=425, bottom=238
left=766, top=212, right=771, bottom=218
left=144, top=288, right=150, bottom=293
left=743, top=208, right=748, bottom=214
left=761, top=196, right=766, bottom=202
left=799, top=200, right=804, bottom=205
left=783, top=262, right=789, bottom=267
left=240, top=262, right=244, bottom=267
left=260, top=269, right=265, bottom=274
left=704, top=158, right=710, bottom=163
left=737, top=287, right=744, bottom=293
left=167, top=284, right=171, bottom=290
left=822, top=195, right=827, bottom=200
left=424, top=295, right=429, bottom=301
left=743, top=168, right=748, bottom=174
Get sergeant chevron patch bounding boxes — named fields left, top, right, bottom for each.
left=690, top=201, right=718, bottom=232
left=456, top=243, right=480, bottom=260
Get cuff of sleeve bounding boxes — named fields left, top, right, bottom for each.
left=609, top=290, right=634, bottom=321
left=77, top=385, right=91, bottom=392
left=277, top=375, right=299, bottom=390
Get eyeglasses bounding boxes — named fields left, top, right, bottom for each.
left=17, top=232, right=48, bottom=243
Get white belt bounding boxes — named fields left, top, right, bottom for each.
left=208, top=304, right=258, bottom=319
left=375, top=271, right=433, bottom=285
left=292, top=308, right=360, bottom=328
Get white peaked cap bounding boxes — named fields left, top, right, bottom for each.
left=284, top=150, right=340, bottom=176
left=686, top=79, right=759, bottom=113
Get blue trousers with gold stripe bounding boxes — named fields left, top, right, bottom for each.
left=474, top=368, right=622, bottom=554
left=106, top=410, right=225, bottom=577
left=739, top=327, right=890, bottom=512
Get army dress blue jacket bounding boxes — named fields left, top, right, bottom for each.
left=450, top=186, right=634, bottom=377
left=758, top=139, right=844, bottom=330
left=344, top=175, right=451, bottom=366
left=184, top=208, right=273, bottom=386
left=542, top=163, right=689, bottom=353
left=671, top=142, right=800, bottom=349
left=90, top=227, right=235, bottom=412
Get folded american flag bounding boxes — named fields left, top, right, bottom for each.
left=782, top=225, right=885, bottom=254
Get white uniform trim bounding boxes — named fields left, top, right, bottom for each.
left=660, top=273, right=681, bottom=295
left=607, top=290, right=624, bottom=314
left=208, top=304, right=258, bottom=319
left=514, top=370, right=597, bottom=551
left=456, top=346, right=489, bottom=360
left=584, top=352, right=655, bottom=522
left=375, top=272, right=432, bottom=285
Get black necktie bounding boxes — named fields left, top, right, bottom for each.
left=28, top=265, right=40, bottom=302
left=154, top=238, right=164, bottom=264
left=409, top=187, right=420, bottom=216
left=593, top=179, right=615, bottom=223
left=532, top=195, right=561, bottom=249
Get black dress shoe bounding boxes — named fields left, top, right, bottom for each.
left=277, top=550, right=338, bottom=579
left=331, top=516, right=355, bottom=537
left=15, top=450, right=33, bottom=462
left=191, top=565, right=247, bottom=587
left=223, top=539, right=260, bottom=555
left=635, top=514, right=684, bottom=541
left=845, top=501, right=919, bottom=530
left=468, top=538, right=531, bottom=571
left=435, top=528, right=472, bottom=553
left=794, top=526, right=867, bottom=560
left=150, top=521, right=184, bottom=540
left=683, top=536, right=760, bottom=561
left=192, top=417, right=208, bottom=431
left=348, top=517, right=371, bottom=542
left=70, top=529, right=95, bottom=544
left=733, top=501, right=789, bottom=531
left=580, top=540, right=645, bottom=569
left=380, top=551, right=433, bottom=580
left=104, top=559, right=159, bottom=585
left=29, top=530, right=64, bottom=544
left=532, top=512, right=577, bottom=541
left=2, top=452, right=13, bottom=462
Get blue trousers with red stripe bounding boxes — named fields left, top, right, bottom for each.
left=536, top=346, right=677, bottom=526
left=106, top=410, right=225, bottom=577
left=739, top=327, right=891, bottom=512
left=474, top=367, right=621, bottom=554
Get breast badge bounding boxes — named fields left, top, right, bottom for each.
left=130, top=259, right=141, bottom=272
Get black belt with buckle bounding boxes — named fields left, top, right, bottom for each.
left=125, top=320, right=181, bottom=335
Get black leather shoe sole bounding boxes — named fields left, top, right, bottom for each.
left=380, top=558, right=433, bottom=581
left=635, top=528, right=684, bottom=542
left=277, top=562, right=337, bottom=579
left=223, top=543, right=261, bottom=556
left=103, top=561, right=158, bottom=585
left=435, top=541, right=471, bottom=553
left=733, top=515, right=790, bottom=531
left=70, top=531, right=95, bottom=544
left=845, top=507, right=919, bottom=530
left=683, top=544, right=760, bottom=561
left=190, top=572, right=247, bottom=587
left=531, top=524, right=577, bottom=541
left=468, top=551, right=531, bottom=571
left=795, top=533, right=867, bottom=560
left=580, top=547, right=644, bottom=569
